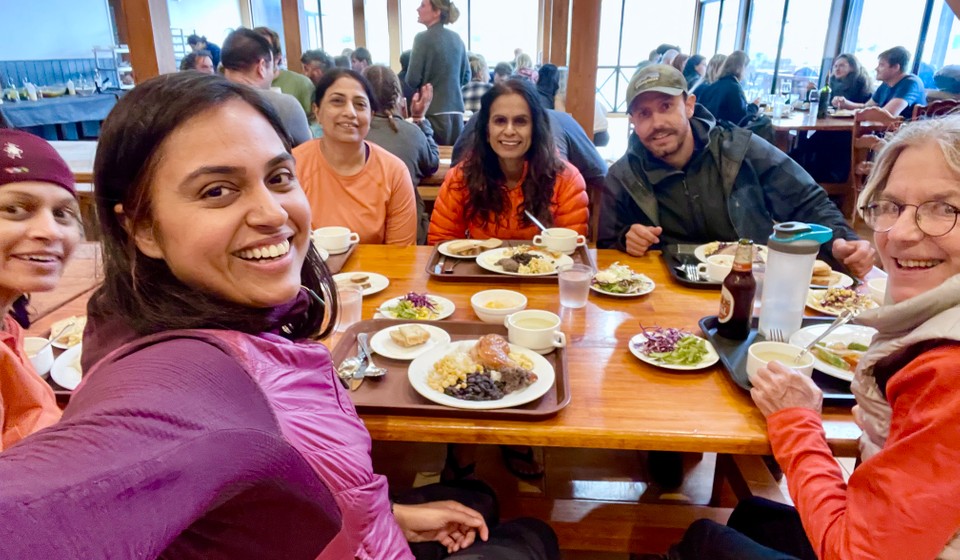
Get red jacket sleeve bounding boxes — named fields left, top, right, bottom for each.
left=767, top=344, right=960, bottom=560
left=550, top=162, right=589, bottom=236
left=427, top=164, right=470, bottom=245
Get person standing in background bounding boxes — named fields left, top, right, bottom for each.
left=301, top=50, right=335, bottom=87
left=187, top=34, right=221, bottom=68
left=405, top=0, right=471, bottom=145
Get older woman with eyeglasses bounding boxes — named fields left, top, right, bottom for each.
left=662, top=115, right=960, bottom=560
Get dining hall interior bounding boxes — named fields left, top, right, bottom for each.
left=2, top=0, right=960, bottom=558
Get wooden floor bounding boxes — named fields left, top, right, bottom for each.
left=372, top=441, right=855, bottom=557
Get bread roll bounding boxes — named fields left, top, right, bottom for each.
left=389, top=325, right=431, bottom=347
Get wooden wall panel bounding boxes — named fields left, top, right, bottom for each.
left=353, top=0, right=367, bottom=48
left=118, top=0, right=176, bottom=82
left=566, top=0, right=600, bottom=134
left=388, top=0, right=402, bottom=70
left=549, top=0, right=569, bottom=66
left=281, top=0, right=307, bottom=72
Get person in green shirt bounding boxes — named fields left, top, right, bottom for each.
left=253, top=26, right=316, bottom=121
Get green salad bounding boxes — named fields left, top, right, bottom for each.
left=635, top=326, right=709, bottom=365
left=592, top=262, right=651, bottom=294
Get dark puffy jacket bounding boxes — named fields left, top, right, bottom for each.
left=597, top=105, right=858, bottom=262
left=695, top=75, right=758, bottom=126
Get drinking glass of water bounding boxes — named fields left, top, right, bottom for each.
left=558, top=263, right=595, bottom=308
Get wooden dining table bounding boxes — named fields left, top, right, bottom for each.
left=770, top=112, right=856, bottom=152
left=29, top=244, right=859, bottom=457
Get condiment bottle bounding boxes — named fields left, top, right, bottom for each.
left=758, top=222, right=833, bottom=339
left=66, top=78, right=75, bottom=96
left=817, top=84, right=831, bottom=118
left=717, top=239, right=757, bottom=340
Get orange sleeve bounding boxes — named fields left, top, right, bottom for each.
left=0, top=319, right=61, bottom=450
left=767, top=344, right=960, bottom=560
left=383, top=154, right=417, bottom=246
left=427, top=165, right=470, bottom=245
left=550, top=162, right=589, bottom=236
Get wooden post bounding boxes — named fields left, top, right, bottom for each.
left=540, top=0, right=552, bottom=64
left=119, top=0, right=176, bottom=82
left=387, top=0, right=402, bottom=71
left=549, top=0, right=570, bottom=66
left=353, top=0, right=367, bottom=48
left=566, top=0, right=600, bottom=134
left=281, top=0, right=307, bottom=73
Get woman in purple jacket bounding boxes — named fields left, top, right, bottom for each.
left=0, top=72, right=558, bottom=560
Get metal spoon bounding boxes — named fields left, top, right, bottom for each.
left=796, top=307, right=858, bottom=363
left=357, top=332, right=387, bottom=378
left=524, top=210, right=548, bottom=233
left=39, top=320, right=77, bottom=354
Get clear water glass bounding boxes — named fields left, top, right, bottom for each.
left=336, top=284, right=363, bottom=332
left=558, top=263, right=595, bottom=308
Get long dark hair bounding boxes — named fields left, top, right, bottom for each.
left=461, top=78, right=562, bottom=228
left=90, top=72, right=335, bottom=339
left=833, top=53, right=872, bottom=97
left=312, top=68, right=380, bottom=112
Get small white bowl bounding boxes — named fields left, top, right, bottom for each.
left=747, top=341, right=815, bottom=380
left=24, top=337, right=53, bottom=377
left=470, top=289, right=527, bottom=324
left=867, top=277, right=887, bottom=304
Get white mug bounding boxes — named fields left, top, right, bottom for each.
left=504, top=310, right=566, bottom=353
left=532, top=228, right=587, bottom=254
left=311, top=226, right=360, bottom=253
left=697, top=254, right=734, bottom=282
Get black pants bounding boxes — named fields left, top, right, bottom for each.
left=669, top=497, right=817, bottom=560
left=427, top=114, right=465, bottom=146
left=395, top=480, right=560, bottom=560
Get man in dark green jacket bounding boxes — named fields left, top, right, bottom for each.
left=597, top=64, right=875, bottom=278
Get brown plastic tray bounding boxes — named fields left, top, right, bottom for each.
left=330, top=319, right=571, bottom=419
left=324, top=243, right=357, bottom=274
left=425, top=241, right=597, bottom=283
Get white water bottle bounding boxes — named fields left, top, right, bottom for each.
left=66, top=78, right=76, bottom=95
left=24, top=81, right=37, bottom=101
left=758, top=222, right=833, bottom=339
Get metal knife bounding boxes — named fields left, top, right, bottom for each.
left=350, top=340, right=369, bottom=391
left=434, top=255, right=447, bottom=275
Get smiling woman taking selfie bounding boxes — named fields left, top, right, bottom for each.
left=0, top=74, right=558, bottom=560
left=0, top=129, right=82, bottom=450
left=428, top=78, right=588, bottom=244
left=664, top=115, right=960, bottom=560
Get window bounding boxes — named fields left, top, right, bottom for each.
left=919, top=0, right=960, bottom=88
left=470, top=0, right=539, bottom=65
left=776, top=0, right=832, bottom=97
left=716, top=0, right=741, bottom=55
left=698, top=1, right=720, bottom=56
left=845, top=0, right=927, bottom=83
left=319, top=0, right=356, bottom=56
left=304, top=0, right=321, bottom=51
left=364, top=0, right=390, bottom=64
left=596, top=0, right=697, bottom=112
left=251, top=0, right=286, bottom=50
left=743, top=0, right=785, bottom=96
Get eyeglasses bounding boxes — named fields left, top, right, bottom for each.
left=860, top=200, right=960, bottom=237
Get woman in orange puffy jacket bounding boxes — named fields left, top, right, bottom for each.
left=427, top=78, right=588, bottom=244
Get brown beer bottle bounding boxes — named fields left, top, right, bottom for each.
left=716, top=239, right=757, bottom=340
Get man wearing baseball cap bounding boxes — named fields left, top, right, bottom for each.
left=596, top=64, right=875, bottom=278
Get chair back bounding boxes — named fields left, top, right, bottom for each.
left=850, top=108, right=903, bottom=222
left=911, top=98, right=960, bottom=120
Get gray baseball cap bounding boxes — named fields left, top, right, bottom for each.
left=624, top=64, right=688, bottom=110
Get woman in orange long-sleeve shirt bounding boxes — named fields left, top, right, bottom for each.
left=0, top=130, right=82, bottom=450
left=428, top=78, right=588, bottom=245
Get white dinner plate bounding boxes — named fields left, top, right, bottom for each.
left=476, top=247, right=573, bottom=277
left=789, top=324, right=877, bottom=382
left=51, top=344, right=83, bottom=390
left=325, top=243, right=355, bottom=256
left=333, top=272, right=390, bottom=296
left=50, top=315, right=85, bottom=349
left=438, top=240, right=484, bottom=259
left=590, top=274, right=656, bottom=297
left=810, top=271, right=854, bottom=290
left=830, top=109, right=857, bottom=118
left=806, top=289, right=878, bottom=316
left=628, top=332, right=719, bottom=371
left=378, top=294, right=456, bottom=321
left=369, top=324, right=452, bottom=360
left=408, top=339, right=556, bottom=409
left=694, top=242, right=769, bottom=264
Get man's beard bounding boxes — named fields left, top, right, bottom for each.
left=643, top=126, right=687, bottom=160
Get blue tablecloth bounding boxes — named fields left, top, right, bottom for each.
left=0, top=94, right=118, bottom=128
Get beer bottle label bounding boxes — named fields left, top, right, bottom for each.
left=718, top=286, right=734, bottom=323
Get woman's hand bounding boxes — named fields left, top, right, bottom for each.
left=411, top=84, right=434, bottom=120
left=831, top=96, right=848, bottom=109
left=750, top=360, right=823, bottom=418
left=393, top=500, right=489, bottom=553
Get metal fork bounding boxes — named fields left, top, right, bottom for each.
left=767, top=329, right=786, bottom=343
left=683, top=263, right=700, bottom=282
